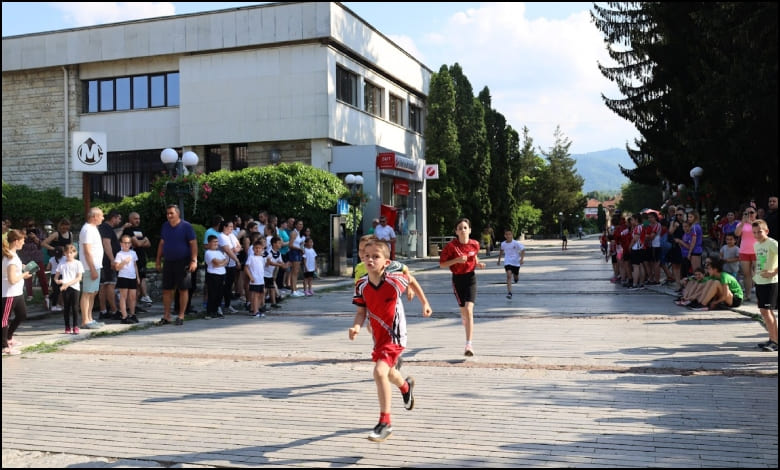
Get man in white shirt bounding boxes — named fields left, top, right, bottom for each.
left=79, top=207, right=105, bottom=329
left=373, top=216, right=396, bottom=258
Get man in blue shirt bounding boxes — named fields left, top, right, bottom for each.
left=155, top=205, right=197, bottom=326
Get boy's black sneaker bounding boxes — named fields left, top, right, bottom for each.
left=120, top=317, right=133, bottom=324
left=174, top=317, right=184, bottom=326
left=687, top=301, right=703, bottom=309
left=402, top=376, right=415, bottom=410
left=506, top=292, right=512, bottom=299
left=128, top=315, right=139, bottom=324
left=762, top=341, right=778, bottom=352
left=757, top=339, right=772, bottom=349
left=367, top=422, right=392, bottom=442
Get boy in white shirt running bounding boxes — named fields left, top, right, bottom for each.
left=497, top=229, right=525, bottom=299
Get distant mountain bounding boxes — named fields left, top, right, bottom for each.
left=571, top=148, right=632, bottom=193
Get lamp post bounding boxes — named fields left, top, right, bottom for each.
left=558, top=212, right=563, bottom=239
left=689, top=166, right=703, bottom=215
left=160, top=148, right=199, bottom=219
left=344, top=174, right=364, bottom=274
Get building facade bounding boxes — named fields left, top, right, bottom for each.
left=2, top=1, right=431, bottom=257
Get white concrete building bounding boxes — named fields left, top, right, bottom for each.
left=2, top=1, right=431, bottom=258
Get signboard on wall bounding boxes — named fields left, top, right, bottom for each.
left=424, top=164, right=439, bottom=179
left=393, top=178, right=410, bottom=196
left=376, top=152, right=416, bottom=173
left=72, top=131, right=107, bottom=172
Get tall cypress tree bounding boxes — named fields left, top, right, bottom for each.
left=449, top=64, right=491, bottom=229
left=424, top=65, right=461, bottom=237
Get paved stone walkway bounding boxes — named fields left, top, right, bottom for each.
left=2, top=237, right=777, bottom=467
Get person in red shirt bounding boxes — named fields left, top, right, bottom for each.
left=349, top=239, right=431, bottom=442
left=439, top=218, right=486, bottom=356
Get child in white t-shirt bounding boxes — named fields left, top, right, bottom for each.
left=245, top=238, right=267, bottom=317
left=302, top=237, right=318, bottom=296
left=497, top=229, right=525, bottom=299
left=204, top=235, right=228, bottom=318
left=113, top=235, right=139, bottom=324
left=54, top=244, right=84, bottom=334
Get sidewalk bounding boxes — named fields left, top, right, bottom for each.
left=3, top=237, right=776, bottom=468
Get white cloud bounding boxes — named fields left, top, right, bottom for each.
left=50, top=2, right=175, bottom=28
left=418, top=3, right=636, bottom=153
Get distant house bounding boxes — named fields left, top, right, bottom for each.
left=585, top=196, right=621, bottom=221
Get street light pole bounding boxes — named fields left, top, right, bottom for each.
left=160, top=148, right=199, bottom=220
left=344, top=174, right=364, bottom=274
left=558, top=212, right=563, bottom=240
left=689, top=166, right=704, bottom=215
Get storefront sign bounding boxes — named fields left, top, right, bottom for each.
left=376, top=152, right=416, bottom=173
left=72, top=131, right=107, bottom=172
left=393, top=178, right=410, bottom=196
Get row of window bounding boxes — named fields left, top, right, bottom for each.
left=84, top=68, right=423, bottom=133
left=336, top=66, right=423, bottom=133
left=83, top=72, right=180, bottom=112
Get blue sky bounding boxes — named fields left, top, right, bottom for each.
left=1, top=2, right=639, bottom=154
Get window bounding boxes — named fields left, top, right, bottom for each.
left=336, top=66, right=358, bottom=106
left=99, top=79, right=114, bottom=111
left=364, top=81, right=383, bottom=117
left=150, top=74, right=166, bottom=107
left=83, top=72, right=179, bottom=113
left=205, top=145, right=222, bottom=173
left=115, top=77, right=131, bottom=111
left=86, top=80, right=98, bottom=113
left=89, top=150, right=166, bottom=202
left=389, top=94, right=403, bottom=125
left=167, top=72, right=180, bottom=106
left=133, top=76, right=148, bottom=109
left=409, top=104, right=423, bottom=133
left=231, top=144, right=248, bottom=170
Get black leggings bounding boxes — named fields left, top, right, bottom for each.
left=2, top=295, right=27, bottom=348
left=62, top=287, right=79, bottom=329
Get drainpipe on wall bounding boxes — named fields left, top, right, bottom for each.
left=62, top=66, right=69, bottom=197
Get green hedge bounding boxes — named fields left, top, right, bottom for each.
left=100, top=163, right=348, bottom=253
left=2, top=182, right=85, bottom=228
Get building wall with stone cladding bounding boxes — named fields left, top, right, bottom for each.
left=2, top=66, right=82, bottom=197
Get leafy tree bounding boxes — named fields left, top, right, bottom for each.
left=617, top=181, right=663, bottom=214
left=531, top=127, right=587, bottom=234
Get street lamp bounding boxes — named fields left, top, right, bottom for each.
left=344, top=174, right=364, bottom=273
left=160, top=148, right=199, bottom=219
left=690, top=166, right=704, bottom=214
